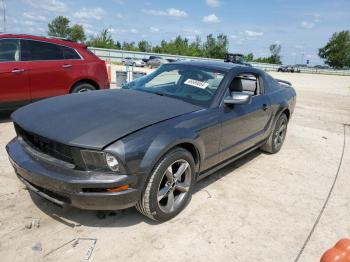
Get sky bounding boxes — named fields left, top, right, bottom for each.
left=1, top=0, right=350, bottom=65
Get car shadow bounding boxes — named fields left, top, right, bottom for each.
left=194, top=150, right=262, bottom=193
left=0, top=110, right=13, bottom=123
left=29, top=149, right=263, bottom=228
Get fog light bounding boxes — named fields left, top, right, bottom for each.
left=105, top=153, right=119, bottom=172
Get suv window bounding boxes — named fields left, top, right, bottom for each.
left=22, top=40, right=64, bottom=61
left=0, top=39, right=20, bottom=62
left=62, top=46, right=81, bottom=60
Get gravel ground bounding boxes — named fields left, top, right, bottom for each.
left=0, top=72, right=349, bottom=262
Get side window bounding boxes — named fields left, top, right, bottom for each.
left=228, top=73, right=261, bottom=96
left=21, top=40, right=64, bottom=61
left=61, top=46, right=81, bottom=60
left=0, top=39, right=20, bottom=62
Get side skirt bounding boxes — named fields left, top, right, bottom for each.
left=196, top=140, right=266, bottom=182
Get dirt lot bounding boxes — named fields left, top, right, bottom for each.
left=0, top=72, right=350, bottom=262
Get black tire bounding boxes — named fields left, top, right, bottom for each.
left=71, top=82, right=96, bottom=93
left=132, top=62, right=136, bottom=67
left=261, top=113, right=288, bottom=154
left=136, top=148, right=196, bottom=222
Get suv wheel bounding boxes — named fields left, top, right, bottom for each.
left=136, top=148, right=195, bottom=222
left=261, top=113, right=288, bottom=154
left=71, top=82, right=96, bottom=93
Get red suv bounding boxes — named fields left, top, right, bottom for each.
left=0, top=34, right=110, bottom=110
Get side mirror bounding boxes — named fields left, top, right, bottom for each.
left=224, top=92, right=251, bottom=105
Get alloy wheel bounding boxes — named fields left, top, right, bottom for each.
left=77, top=87, right=91, bottom=93
left=157, top=159, right=191, bottom=213
left=274, top=119, right=287, bottom=149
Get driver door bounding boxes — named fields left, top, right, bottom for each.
left=219, top=73, right=272, bottom=161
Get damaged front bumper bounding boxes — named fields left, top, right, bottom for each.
left=6, top=138, right=141, bottom=210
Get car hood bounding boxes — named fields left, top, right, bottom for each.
left=12, top=89, right=201, bottom=149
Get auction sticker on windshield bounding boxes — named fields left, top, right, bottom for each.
left=184, top=79, right=209, bottom=89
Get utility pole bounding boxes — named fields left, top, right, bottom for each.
left=1, top=0, right=5, bottom=33
left=301, top=52, right=305, bottom=65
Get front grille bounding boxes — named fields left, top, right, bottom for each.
left=14, top=123, right=74, bottom=164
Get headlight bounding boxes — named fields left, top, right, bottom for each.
left=105, top=153, right=119, bottom=172
left=79, top=150, right=124, bottom=173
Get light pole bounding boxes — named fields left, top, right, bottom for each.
left=301, top=52, right=305, bottom=65
left=1, top=0, right=5, bottom=33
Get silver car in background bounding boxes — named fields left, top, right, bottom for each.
left=147, top=57, right=169, bottom=68
left=122, top=57, right=146, bottom=67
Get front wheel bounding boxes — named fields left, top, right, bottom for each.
left=71, top=82, right=96, bottom=93
left=260, top=113, right=288, bottom=154
left=136, top=148, right=195, bottom=222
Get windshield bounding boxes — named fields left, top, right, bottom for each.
left=122, top=64, right=226, bottom=107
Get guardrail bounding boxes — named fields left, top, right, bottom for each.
left=89, top=47, right=350, bottom=76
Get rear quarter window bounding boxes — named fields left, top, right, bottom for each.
left=61, top=46, right=81, bottom=60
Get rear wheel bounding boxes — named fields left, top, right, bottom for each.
left=136, top=148, right=195, bottom=222
left=261, top=113, right=288, bottom=154
left=71, top=82, right=96, bottom=93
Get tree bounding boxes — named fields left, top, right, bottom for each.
left=86, top=29, right=118, bottom=49
left=319, top=30, right=350, bottom=69
left=48, top=16, right=86, bottom=42
left=149, top=34, right=227, bottom=58
left=203, top=34, right=217, bottom=58
left=203, top=34, right=228, bottom=58
left=216, top=34, right=229, bottom=58
left=69, top=24, right=86, bottom=42
left=122, top=41, right=138, bottom=51
left=138, top=40, right=152, bottom=52
left=48, top=16, right=71, bottom=38
left=269, top=44, right=282, bottom=64
left=188, top=36, right=203, bottom=57
left=244, top=53, right=254, bottom=62
left=116, top=41, right=122, bottom=49
left=253, top=57, right=271, bottom=63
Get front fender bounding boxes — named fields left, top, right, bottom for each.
left=106, top=108, right=220, bottom=190
left=140, top=127, right=204, bottom=175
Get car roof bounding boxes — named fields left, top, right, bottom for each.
left=0, top=34, right=86, bottom=49
left=226, top=53, right=244, bottom=56
left=172, top=59, right=250, bottom=72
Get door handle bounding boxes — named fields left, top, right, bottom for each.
left=262, top=104, right=268, bottom=111
left=11, top=69, right=25, bottom=73
left=62, top=64, right=72, bottom=68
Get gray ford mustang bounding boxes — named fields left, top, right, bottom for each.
left=6, top=60, right=296, bottom=222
